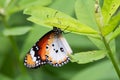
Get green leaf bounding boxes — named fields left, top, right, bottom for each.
left=88, top=37, right=105, bottom=49
left=0, top=74, right=12, bottom=80
left=75, top=0, right=98, bottom=30
left=6, top=0, right=52, bottom=15
left=109, top=25, right=120, bottom=42
left=94, top=0, right=104, bottom=28
left=102, top=11, right=120, bottom=36
left=50, top=0, right=75, bottom=16
left=70, top=50, right=106, bottom=64
left=70, top=60, right=119, bottom=80
left=24, top=6, right=97, bottom=34
left=46, top=18, right=98, bottom=34
left=102, top=0, right=120, bottom=24
left=3, top=26, right=31, bottom=36
left=89, top=36, right=116, bottom=54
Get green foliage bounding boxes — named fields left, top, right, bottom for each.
left=24, top=6, right=97, bottom=34
left=101, top=0, right=120, bottom=24
left=0, top=0, right=120, bottom=80
left=70, top=50, right=106, bottom=64
left=3, top=27, right=31, bottom=36
left=0, top=74, right=12, bottom=80
left=70, top=60, right=118, bottom=80
left=75, top=0, right=98, bottom=29
left=109, top=25, right=120, bottom=42
left=15, top=75, right=32, bottom=80
left=102, top=11, right=120, bottom=36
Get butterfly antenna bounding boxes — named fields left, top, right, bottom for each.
left=63, top=26, right=71, bottom=34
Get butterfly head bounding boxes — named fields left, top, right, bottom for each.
left=53, top=27, right=62, bottom=35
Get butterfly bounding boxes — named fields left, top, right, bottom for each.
left=24, top=27, right=72, bottom=68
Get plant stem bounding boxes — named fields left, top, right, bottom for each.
left=101, top=35, right=120, bottom=78
left=95, top=3, right=120, bottom=77
left=98, top=24, right=120, bottom=78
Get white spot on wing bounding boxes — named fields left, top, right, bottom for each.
left=36, top=46, right=39, bottom=50
left=29, top=48, right=36, bottom=62
left=30, top=48, right=35, bottom=57
left=32, top=57, right=36, bottom=62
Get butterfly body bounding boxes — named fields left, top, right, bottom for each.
left=24, top=27, right=72, bottom=68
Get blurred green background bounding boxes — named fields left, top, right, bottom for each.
left=0, top=0, right=119, bottom=80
